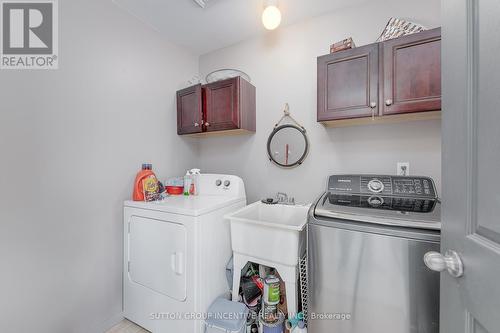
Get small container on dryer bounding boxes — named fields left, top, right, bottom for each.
left=166, top=186, right=184, bottom=195
left=165, top=177, right=185, bottom=195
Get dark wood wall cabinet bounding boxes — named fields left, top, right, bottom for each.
left=317, top=43, right=379, bottom=121
left=176, top=77, right=256, bottom=136
left=317, top=28, right=441, bottom=127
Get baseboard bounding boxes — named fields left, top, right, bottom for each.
left=81, top=312, right=124, bottom=333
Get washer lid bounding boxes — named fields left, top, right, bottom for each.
left=124, top=195, right=245, bottom=216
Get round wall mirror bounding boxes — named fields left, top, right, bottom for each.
left=267, top=124, right=309, bottom=168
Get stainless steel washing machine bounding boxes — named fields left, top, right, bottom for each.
left=308, top=174, right=441, bottom=333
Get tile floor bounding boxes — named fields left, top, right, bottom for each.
left=106, top=319, right=149, bottom=333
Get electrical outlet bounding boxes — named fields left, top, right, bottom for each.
left=397, top=162, right=410, bottom=176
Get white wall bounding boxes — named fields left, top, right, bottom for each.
left=198, top=0, right=442, bottom=203
left=0, top=1, right=198, bottom=332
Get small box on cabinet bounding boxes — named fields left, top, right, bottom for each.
left=330, top=37, right=356, bottom=53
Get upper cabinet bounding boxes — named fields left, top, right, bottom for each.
left=382, top=28, right=441, bottom=115
left=177, top=84, right=203, bottom=135
left=317, top=28, right=441, bottom=126
left=317, top=44, right=379, bottom=121
left=176, top=77, right=256, bottom=136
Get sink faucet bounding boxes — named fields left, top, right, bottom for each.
left=276, top=192, right=295, bottom=205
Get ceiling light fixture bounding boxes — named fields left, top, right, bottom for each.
left=262, top=0, right=281, bottom=30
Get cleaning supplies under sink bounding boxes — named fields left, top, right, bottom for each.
left=259, top=310, right=285, bottom=333
left=291, top=326, right=307, bottom=333
left=285, top=312, right=305, bottom=331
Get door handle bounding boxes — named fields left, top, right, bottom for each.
left=385, top=99, right=393, bottom=106
left=170, top=252, right=184, bottom=275
left=424, top=250, right=464, bottom=277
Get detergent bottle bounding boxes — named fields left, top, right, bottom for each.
left=133, top=164, right=160, bottom=201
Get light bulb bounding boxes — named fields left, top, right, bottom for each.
left=262, top=5, right=281, bottom=30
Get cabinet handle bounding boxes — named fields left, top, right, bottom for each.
left=205, top=122, right=210, bottom=127
left=194, top=122, right=199, bottom=127
left=385, top=99, right=393, bottom=106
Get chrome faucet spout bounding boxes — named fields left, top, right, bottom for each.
left=276, top=192, right=295, bottom=205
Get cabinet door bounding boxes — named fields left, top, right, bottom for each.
left=317, top=43, right=379, bottom=121
left=176, top=84, right=202, bottom=135
left=204, top=77, right=239, bottom=132
left=382, top=28, right=441, bottom=115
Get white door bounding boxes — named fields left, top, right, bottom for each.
left=428, top=0, right=500, bottom=332
left=128, top=216, right=187, bottom=302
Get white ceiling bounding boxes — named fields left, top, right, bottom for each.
left=112, top=0, right=370, bottom=55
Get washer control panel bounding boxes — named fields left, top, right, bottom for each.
left=392, top=178, right=435, bottom=196
left=367, top=179, right=385, bottom=193
left=328, top=175, right=437, bottom=198
left=325, top=193, right=437, bottom=213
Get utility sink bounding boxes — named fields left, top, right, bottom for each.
left=226, top=201, right=310, bottom=266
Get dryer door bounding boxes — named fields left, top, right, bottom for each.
left=128, top=216, right=187, bottom=301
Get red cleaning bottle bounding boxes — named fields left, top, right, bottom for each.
left=133, top=164, right=158, bottom=201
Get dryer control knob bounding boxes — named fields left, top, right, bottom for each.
left=215, top=179, right=222, bottom=186
left=224, top=180, right=231, bottom=187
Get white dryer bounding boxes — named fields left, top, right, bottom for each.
left=123, top=174, right=246, bottom=333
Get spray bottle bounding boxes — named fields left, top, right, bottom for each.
left=189, top=169, right=201, bottom=195
left=183, top=170, right=192, bottom=196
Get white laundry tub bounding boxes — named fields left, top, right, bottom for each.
left=226, top=201, right=309, bottom=266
